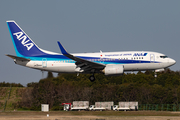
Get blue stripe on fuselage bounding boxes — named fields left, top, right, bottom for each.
left=25, top=54, right=160, bottom=64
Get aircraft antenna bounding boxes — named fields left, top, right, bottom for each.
left=41, top=70, right=44, bottom=78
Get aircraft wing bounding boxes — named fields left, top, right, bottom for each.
left=6, top=54, right=31, bottom=61
left=57, top=42, right=105, bottom=72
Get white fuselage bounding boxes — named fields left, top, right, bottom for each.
left=15, top=51, right=176, bottom=73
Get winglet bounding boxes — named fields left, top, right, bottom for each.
left=57, top=41, right=69, bottom=55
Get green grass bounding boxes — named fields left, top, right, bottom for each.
left=0, top=87, right=25, bottom=111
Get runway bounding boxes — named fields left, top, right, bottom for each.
left=1, top=111, right=180, bottom=120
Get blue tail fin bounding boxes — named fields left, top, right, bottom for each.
left=7, top=20, right=47, bottom=57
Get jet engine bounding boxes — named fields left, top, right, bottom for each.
left=102, top=64, right=124, bottom=75
left=155, top=68, right=165, bottom=72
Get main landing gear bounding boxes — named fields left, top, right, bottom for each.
left=89, top=75, right=95, bottom=82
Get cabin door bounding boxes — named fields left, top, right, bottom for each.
left=150, top=54, right=155, bottom=63
left=42, top=58, right=47, bottom=67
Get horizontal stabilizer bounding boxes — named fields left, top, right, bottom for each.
left=6, top=54, right=30, bottom=61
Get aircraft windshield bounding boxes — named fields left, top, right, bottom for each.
left=160, top=56, right=168, bottom=58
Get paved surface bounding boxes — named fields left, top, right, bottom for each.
left=1, top=111, right=180, bottom=120
left=1, top=115, right=180, bottom=120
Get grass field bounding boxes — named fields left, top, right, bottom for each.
left=0, top=87, right=26, bottom=111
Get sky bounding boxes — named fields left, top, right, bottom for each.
left=0, top=0, right=180, bottom=86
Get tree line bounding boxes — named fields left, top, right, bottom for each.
left=0, top=81, right=23, bottom=87
left=15, top=69, right=180, bottom=110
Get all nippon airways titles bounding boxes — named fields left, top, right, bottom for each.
left=13, top=32, right=34, bottom=51
left=105, top=53, right=147, bottom=57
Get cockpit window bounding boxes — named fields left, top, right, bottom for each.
left=160, top=56, right=168, bottom=58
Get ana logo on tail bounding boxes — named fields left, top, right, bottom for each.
left=13, top=32, right=34, bottom=50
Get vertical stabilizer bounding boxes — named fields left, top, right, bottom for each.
left=7, top=21, right=47, bottom=57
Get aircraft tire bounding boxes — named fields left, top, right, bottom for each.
left=89, top=75, right=95, bottom=82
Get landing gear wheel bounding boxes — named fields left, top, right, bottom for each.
left=89, top=75, right=95, bottom=82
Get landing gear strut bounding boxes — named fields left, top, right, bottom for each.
left=89, top=75, right=95, bottom=82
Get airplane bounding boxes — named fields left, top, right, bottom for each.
left=6, top=20, right=176, bottom=82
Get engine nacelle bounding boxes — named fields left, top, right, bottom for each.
left=102, top=64, right=124, bottom=75
left=155, top=68, right=165, bottom=72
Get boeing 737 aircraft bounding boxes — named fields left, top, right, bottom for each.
left=6, top=20, right=176, bottom=82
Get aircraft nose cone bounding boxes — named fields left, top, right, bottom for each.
left=170, top=58, right=176, bottom=65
